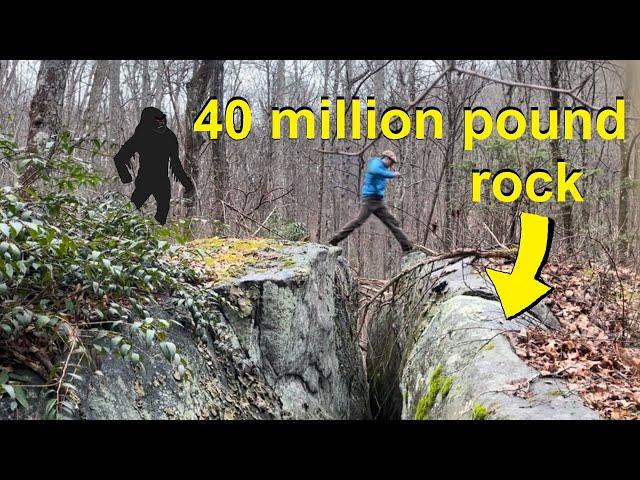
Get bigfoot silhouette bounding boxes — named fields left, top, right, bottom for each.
left=113, top=107, right=194, bottom=224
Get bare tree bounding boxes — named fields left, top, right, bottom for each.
left=19, top=60, right=71, bottom=189
left=210, top=60, right=228, bottom=226
left=1, top=59, right=632, bottom=275
left=183, top=60, right=214, bottom=219
left=549, top=59, right=575, bottom=254
left=83, top=60, right=109, bottom=131
left=108, top=60, right=122, bottom=143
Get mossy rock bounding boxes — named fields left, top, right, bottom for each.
left=178, top=237, right=300, bottom=285
left=414, top=364, right=454, bottom=420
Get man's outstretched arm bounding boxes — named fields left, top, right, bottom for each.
left=169, top=133, right=194, bottom=191
left=368, top=158, right=399, bottom=179
left=113, top=135, right=137, bottom=183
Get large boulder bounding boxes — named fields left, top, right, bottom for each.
left=1, top=241, right=370, bottom=420
left=367, top=252, right=600, bottom=420
left=214, top=244, right=370, bottom=419
left=0, top=301, right=283, bottom=420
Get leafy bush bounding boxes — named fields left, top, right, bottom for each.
left=260, top=214, right=307, bottom=241
left=0, top=135, right=225, bottom=418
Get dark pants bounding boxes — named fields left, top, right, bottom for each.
left=330, top=196, right=413, bottom=250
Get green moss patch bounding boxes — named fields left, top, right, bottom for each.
left=483, top=341, right=495, bottom=351
left=414, top=364, right=454, bottom=420
left=177, top=237, right=299, bottom=285
left=471, top=403, right=490, bottom=420
left=440, top=376, right=453, bottom=398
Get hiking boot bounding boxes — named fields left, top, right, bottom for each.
left=328, top=239, right=339, bottom=247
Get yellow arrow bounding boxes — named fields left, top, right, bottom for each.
left=486, top=212, right=554, bottom=320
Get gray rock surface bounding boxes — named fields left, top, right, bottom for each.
left=367, top=253, right=600, bottom=420
left=5, top=241, right=597, bottom=421
left=1, top=309, right=283, bottom=420
left=76, top=318, right=283, bottom=420
left=215, top=244, right=370, bottom=419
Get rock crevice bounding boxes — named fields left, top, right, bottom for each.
left=215, top=244, right=369, bottom=419
left=2, top=242, right=601, bottom=420
left=366, top=252, right=600, bottom=420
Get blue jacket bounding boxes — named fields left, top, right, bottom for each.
left=361, top=157, right=397, bottom=198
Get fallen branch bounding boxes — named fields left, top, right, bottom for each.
left=358, top=247, right=517, bottom=329
left=9, top=349, right=49, bottom=379
left=221, top=200, right=286, bottom=240
left=253, top=206, right=277, bottom=236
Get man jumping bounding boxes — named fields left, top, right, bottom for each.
left=329, top=150, right=414, bottom=253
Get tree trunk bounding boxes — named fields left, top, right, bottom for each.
left=315, top=60, right=330, bottom=242
left=141, top=60, right=151, bottom=108
left=153, top=60, right=164, bottom=108
left=83, top=60, right=109, bottom=132
left=210, top=61, right=228, bottom=228
left=619, top=139, right=630, bottom=256
left=274, top=60, right=287, bottom=215
left=549, top=60, right=574, bottom=255
left=622, top=60, right=640, bottom=257
left=442, top=63, right=456, bottom=250
left=1, top=61, right=18, bottom=104
left=19, top=60, right=71, bottom=190
left=108, top=60, right=122, bottom=143
left=183, top=60, right=214, bottom=219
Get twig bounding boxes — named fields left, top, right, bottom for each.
left=221, top=200, right=286, bottom=240
left=253, top=206, right=278, bottom=236
left=350, top=60, right=394, bottom=105
left=315, top=65, right=453, bottom=157
left=55, top=336, right=77, bottom=414
left=412, top=244, right=439, bottom=256
left=452, top=66, right=599, bottom=111
left=482, top=222, right=508, bottom=250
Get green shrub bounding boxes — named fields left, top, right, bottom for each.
left=0, top=135, right=226, bottom=418
left=260, top=214, right=307, bottom=241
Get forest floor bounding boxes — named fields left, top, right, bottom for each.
left=490, top=258, right=640, bottom=419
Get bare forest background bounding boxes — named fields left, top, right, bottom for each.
left=1, top=59, right=639, bottom=279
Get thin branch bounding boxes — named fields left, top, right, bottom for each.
left=221, top=200, right=286, bottom=239
left=253, top=206, right=278, bottom=236
left=452, top=66, right=599, bottom=111
left=315, top=65, right=453, bottom=157
left=349, top=60, right=394, bottom=107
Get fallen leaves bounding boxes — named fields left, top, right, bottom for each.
left=504, top=377, right=534, bottom=399
left=505, top=261, right=640, bottom=420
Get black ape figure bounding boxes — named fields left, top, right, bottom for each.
left=113, top=107, right=194, bottom=225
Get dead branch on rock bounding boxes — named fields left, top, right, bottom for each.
left=359, top=247, right=516, bottom=318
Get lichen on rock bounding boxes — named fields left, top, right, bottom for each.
left=177, top=237, right=300, bottom=285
